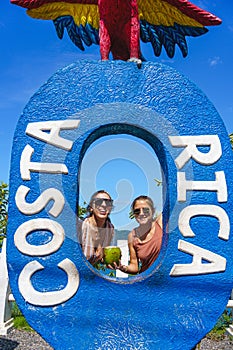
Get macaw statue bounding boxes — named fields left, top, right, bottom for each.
left=11, top=0, right=221, bottom=61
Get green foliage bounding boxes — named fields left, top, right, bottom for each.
left=11, top=302, right=33, bottom=331
left=11, top=302, right=22, bottom=318
left=154, top=178, right=162, bottom=186
left=0, top=182, right=8, bottom=248
left=93, top=262, right=116, bottom=277
left=206, top=309, right=233, bottom=340
left=230, top=133, right=233, bottom=149
left=77, top=202, right=87, bottom=220
left=129, top=209, right=134, bottom=220
left=13, top=316, right=33, bottom=331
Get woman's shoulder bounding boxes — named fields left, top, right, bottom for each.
left=153, top=220, right=163, bottom=240
left=155, top=213, right=162, bottom=229
left=128, top=229, right=136, bottom=242
left=78, top=217, right=91, bottom=229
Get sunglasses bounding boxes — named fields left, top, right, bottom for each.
left=133, top=207, right=151, bottom=216
left=93, top=198, right=113, bottom=207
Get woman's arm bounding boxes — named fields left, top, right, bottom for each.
left=156, top=213, right=162, bottom=228
left=116, top=231, right=139, bottom=275
left=94, top=244, right=104, bottom=263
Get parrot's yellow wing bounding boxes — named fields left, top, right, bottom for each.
left=11, top=0, right=100, bottom=50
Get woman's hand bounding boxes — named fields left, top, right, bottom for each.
left=89, top=246, right=104, bottom=265
left=107, top=260, right=128, bottom=273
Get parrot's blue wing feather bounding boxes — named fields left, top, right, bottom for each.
left=140, top=20, right=208, bottom=58
left=53, top=16, right=99, bottom=51
left=140, top=21, right=162, bottom=56
left=86, top=22, right=99, bottom=45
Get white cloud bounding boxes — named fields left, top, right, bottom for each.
left=208, top=56, right=222, bottom=67
left=195, top=1, right=219, bottom=12
left=196, top=1, right=207, bottom=10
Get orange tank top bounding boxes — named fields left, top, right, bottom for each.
left=133, top=222, right=162, bottom=273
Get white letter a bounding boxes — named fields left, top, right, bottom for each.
left=26, top=120, right=80, bottom=150
left=170, top=240, right=226, bottom=276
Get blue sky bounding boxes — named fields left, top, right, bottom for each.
left=1, top=0, right=233, bottom=230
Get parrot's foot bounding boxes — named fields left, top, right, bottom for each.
left=128, top=57, right=142, bottom=69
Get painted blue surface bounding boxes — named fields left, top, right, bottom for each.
left=7, top=60, right=233, bottom=350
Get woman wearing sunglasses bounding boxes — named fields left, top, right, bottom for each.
left=114, top=195, right=162, bottom=274
left=78, top=190, right=114, bottom=266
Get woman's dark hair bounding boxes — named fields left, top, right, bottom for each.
left=131, top=195, right=155, bottom=215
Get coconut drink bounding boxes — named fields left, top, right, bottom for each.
left=103, top=246, right=121, bottom=266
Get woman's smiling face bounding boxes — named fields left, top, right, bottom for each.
left=133, top=199, right=154, bottom=225
left=91, top=192, right=113, bottom=220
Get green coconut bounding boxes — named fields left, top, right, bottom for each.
left=103, top=246, right=121, bottom=266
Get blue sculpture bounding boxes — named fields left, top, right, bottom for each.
left=7, top=61, right=233, bottom=349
